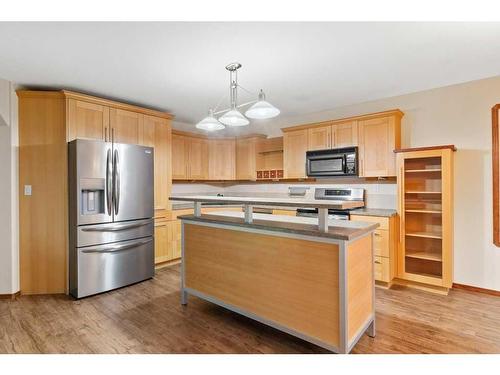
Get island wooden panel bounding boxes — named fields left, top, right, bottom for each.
left=184, top=223, right=340, bottom=347
left=347, top=235, right=374, bottom=342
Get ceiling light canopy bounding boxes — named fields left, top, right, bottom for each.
left=195, top=62, right=280, bottom=131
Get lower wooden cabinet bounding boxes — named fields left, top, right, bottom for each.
left=351, top=214, right=398, bottom=286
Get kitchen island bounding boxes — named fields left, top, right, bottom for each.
left=171, top=196, right=378, bottom=353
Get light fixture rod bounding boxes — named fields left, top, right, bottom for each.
left=212, top=99, right=258, bottom=115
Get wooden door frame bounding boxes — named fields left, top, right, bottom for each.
left=492, top=104, right=500, bottom=246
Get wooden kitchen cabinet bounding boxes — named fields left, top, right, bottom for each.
left=283, top=129, right=308, bottom=178
left=307, top=121, right=358, bottom=151
left=172, top=134, right=188, bottom=179
left=333, top=121, right=358, bottom=148
left=142, top=115, right=172, bottom=218
left=187, top=137, right=209, bottom=180
left=209, top=139, right=236, bottom=180
left=351, top=214, right=398, bottom=287
left=358, top=113, right=402, bottom=177
left=17, top=90, right=173, bottom=294
left=171, top=132, right=209, bottom=180
left=307, top=124, right=331, bottom=151
left=67, top=99, right=110, bottom=141
left=236, top=135, right=266, bottom=180
left=110, top=108, right=143, bottom=145
left=395, top=146, right=455, bottom=293
left=154, top=219, right=174, bottom=264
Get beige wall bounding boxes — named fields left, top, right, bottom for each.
left=0, top=78, right=19, bottom=295
left=263, top=75, right=500, bottom=291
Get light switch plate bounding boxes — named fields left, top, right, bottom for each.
left=24, top=185, right=32, bottom=196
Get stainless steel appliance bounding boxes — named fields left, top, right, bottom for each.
left=306, top=147, right=358, bottom=177
left=69, top=139, right=155, bottom=298
left=296, top=187, right=364, bottom=220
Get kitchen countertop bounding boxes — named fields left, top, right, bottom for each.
left=350, top=208, right=397, bottom=217
left=179, top=210, right=379, bottom=241
left=170, top=195, right=364, bottom=210
left=171, top=201, right=297, bottom=211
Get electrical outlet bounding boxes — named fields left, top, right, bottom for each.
left=24, top=185, right=32, bottom=196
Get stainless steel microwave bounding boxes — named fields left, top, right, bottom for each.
left=306, top=147, right=358, bottom=177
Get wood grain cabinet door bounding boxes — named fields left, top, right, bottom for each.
left=332, top=121, right=358, bottom=148
left=307, top=125, right=331, bottom=151
left=236, top=138, right=258, bottom=180
left=110, top=108, right=143, bottom=145
left=172, top=134, right=188, bottom=179
left=187, top=138, right=209, bottom=180
left=67, top=99, right=110, bottom=141
left=154, top=219, right=174, bottom=264
left=142, top=115, right=172, bottom=217
left=284, top=129, right=308, bottom=178
left=208, top=139, right=236, bottom=180
left=358, top=116, right=397, bottom=177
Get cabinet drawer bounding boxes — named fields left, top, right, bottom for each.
left=374, top=256, right=390, bottom=282
left=373, top=229, right=389, bottom=257
left=351, top=215, right=389, bottom=230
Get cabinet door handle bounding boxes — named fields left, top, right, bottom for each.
left=374, top=260, right=381, bottom=264
left=104, top=127, right=108, bottom=142
left=374, top=232, right=381, bottom=236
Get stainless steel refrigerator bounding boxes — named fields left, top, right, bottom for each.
left=68, top=139, right=155, bottom=298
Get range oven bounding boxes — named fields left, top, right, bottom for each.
left=306, top=147, right=358, bottom=177
left=295, top=187, right=365, bottom=221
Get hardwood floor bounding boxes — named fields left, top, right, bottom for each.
left=1, top=264, right=500, bottom=354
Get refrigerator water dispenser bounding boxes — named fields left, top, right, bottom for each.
left=80, top=178, right=105, bottom=215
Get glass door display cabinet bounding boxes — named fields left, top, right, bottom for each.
left=396, top=145, right=455, bottom=293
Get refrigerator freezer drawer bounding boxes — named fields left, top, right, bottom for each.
left=71, top=237, right=154, bottom=298
left=77, top=218, right=154, bottom=247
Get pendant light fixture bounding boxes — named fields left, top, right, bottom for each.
left=195, top=62, right=280, bottom=131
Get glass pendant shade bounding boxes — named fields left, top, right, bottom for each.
left=218, top=109, right=250, bottom=126
left=245, top=100, right=280, bottom=119
left=195, top=111, right=225, bottom=131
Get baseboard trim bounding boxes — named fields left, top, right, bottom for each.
left=453, top=283, right=500, bottom=297
left=0, top=291, right=20, bottom=300
left=155, top=259, right=181, bottom=270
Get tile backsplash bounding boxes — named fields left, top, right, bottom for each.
left=172, top=181, right=397, bottom=209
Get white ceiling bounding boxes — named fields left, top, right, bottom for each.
left=1, top=22, right=500, bottom=135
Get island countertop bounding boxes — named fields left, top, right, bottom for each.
left=179, top=210, right=379, bottom=241
left=170, top=195, right=364, bottom=210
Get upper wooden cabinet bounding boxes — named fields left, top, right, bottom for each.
left=110, top=108, right=143, bottom=145
left=306, top=121, right=358, bottom=151
left=172, top=134, right=188, bottom=179
left=308, top=125, right=331, bottom=151
left=67, top=99, right=110, bottom=141
left=334, top=121, right=358, bottom=148
left=358, top=113, right=402, bottom=177
left=209, top=139, right=236, bottom=180
left=187, top=137, right=209, bottom=180
left=172, top=132, right=209, bottom=180
left=236, top=136, right=265, bottom=180
left=284, top=110, right=402, bottom=178
left=284, top=129, right=308, bottom=178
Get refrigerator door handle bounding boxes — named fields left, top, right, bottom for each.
left=81, top=237, right=153, bottom=254
left=106, top=148, right=113, bottom=215
left=113, top=149, right=120, bottom=215
left=81, top=219, right=152, bottom=232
